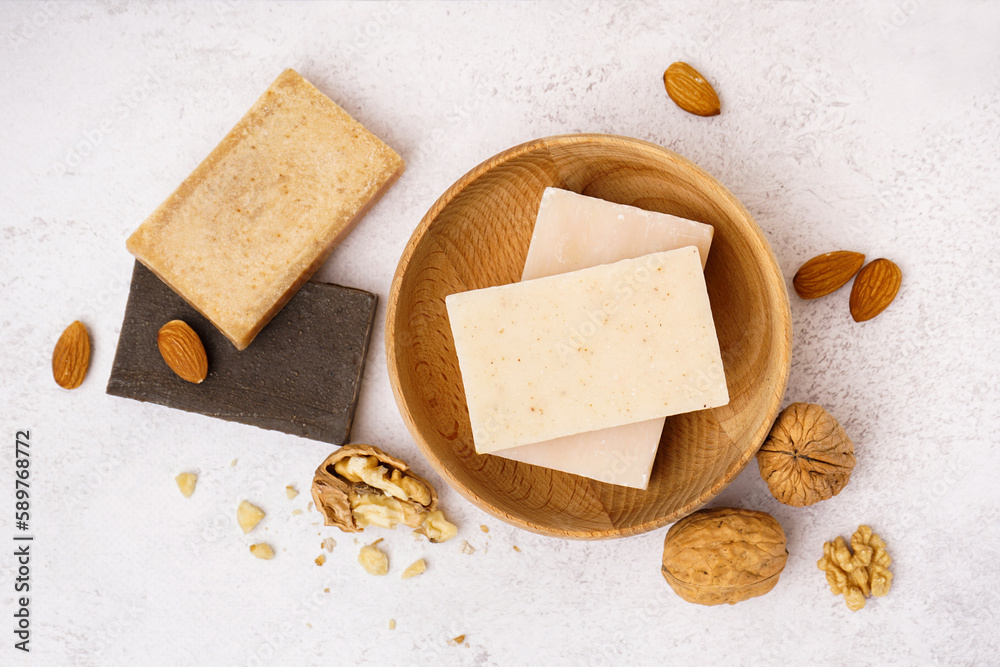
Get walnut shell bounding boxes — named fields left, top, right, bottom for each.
left=311, top=444, right=438, bottom=533
left=757, top=403, right=855, bottom=507
left=661, top=507, right=788, bottom=606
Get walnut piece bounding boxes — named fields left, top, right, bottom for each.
left=237, top=500, right=266, bottom=534
left=817, top=525, right=893, bottom=611
left=175, top=472, right=197, bottom=498
left=401, top=558, right=427, bottom=579
left=416, top=510, right=458, bottom=543
left=312, top=444, right=456, bottom=541
left=358, top=540, right=389, bottom=576
left=757, top=403, right=856, bottom=507
left=661, top=507, right=788, bottom=606
left=249, top=543, right=274, bottom=560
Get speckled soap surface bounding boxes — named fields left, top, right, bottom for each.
left=1, top=2, right=999, bottom=666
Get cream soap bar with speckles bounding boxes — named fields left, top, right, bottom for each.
left=493, top=188, right=715, bottom=488
left=127, top=69, right=403, bottom=350
left=446, top=246, right=729, bottom=455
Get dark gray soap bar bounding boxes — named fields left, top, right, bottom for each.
left=107, top=262, right=377, bottom=445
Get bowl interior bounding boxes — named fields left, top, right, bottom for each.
left=386, top=134, right=791, bottom=539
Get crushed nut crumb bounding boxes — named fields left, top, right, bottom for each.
left=388, top=619, right=396, bottom=630
left=237, top=500, right=265, bottom=534
left=460, top=540, right=476, bottom=555
left=322, top=537, right=337, bottom=552
left=250, top=543, right=274, bottom=560
left=402, top=558, right=427, bottom=579
left=358, top=541, right=389, bottom=576
left=417, top=510, right=458, bottom=543
left=448, top=634, right=466, bottom=646
left=175, top=472, right=197, bottom=497
left=286, top=485, right=299, bottom=499
left=480, top=525, right=489, bottom=533
left=292, top=509, right=304, bottom=516
left=315, top=554, right=326, bottom=566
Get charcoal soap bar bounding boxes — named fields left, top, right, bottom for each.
left=107, top=262, right=377, bottom=445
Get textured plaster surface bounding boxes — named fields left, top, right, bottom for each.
left=1, top=2, right=998, bottom=665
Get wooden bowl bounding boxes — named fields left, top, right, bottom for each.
left=386, top=134, right=791, bottom=539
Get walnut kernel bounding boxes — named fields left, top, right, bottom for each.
left=250, top=543, right=274, bottom=560
left=312, top=444, right=451, bottom=534
left=175, top=472, right=197, bottom=498
left=401, top=558, right=427, bottom=579
left=417, top=510, right=458, bottom=543
left=358, top=540, right=389, bottom=576
left=757, top=403, right=855, bottom=507
left=817, top=524, right=893, bottom=610
left=237, top=500, right=265, bottom=534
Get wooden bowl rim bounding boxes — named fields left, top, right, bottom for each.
left=386, top=133, right=791, bottom=539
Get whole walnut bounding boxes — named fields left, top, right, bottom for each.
left=757, top=403, right=855, bottom=507
left=661, top=507, right=788, bottom=606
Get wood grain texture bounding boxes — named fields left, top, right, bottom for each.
left=386, top=134, right=792, bottom=539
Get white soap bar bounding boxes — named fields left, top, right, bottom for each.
left=495, top=188, right=715, bottom=488
left=446, top=246, right=729, bottom=455
left=520, top=188, right=714, bottom=281
left=494, top=419, right=667, bottom=488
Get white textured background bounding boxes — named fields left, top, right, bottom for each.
left=2, top=1, right=999, bottom=665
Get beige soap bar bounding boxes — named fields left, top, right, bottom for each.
left=495, top=188, right=715, bottom=488
left=520, top=188, right=714, bottom=280
left=446, top=246, right=729, bottom=455
left=127, top=69, right=404, bottom=350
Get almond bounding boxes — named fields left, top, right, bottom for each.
left=663, top=62, right=721, bottom=117
left=793, top=251, right=865, bottom=299
left=157, top=320, right=208, bottom=383
left=850, top=259, right=902, bottom=322
left=52, top=321, right=91, bottom=389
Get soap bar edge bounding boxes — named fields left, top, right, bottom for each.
left=126, top=68, right=404, bottom=350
